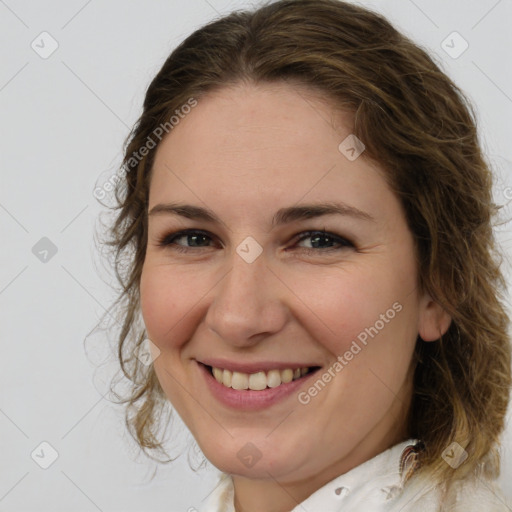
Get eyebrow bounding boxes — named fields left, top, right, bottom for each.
left=148, top=201, right=375, bottom=226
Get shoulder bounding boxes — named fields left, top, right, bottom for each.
left=393, top=472, right=510, bottom=512
left=443, top=475, right=510, bottom=512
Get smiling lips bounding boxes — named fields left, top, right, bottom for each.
left=198, top=361, right=321, bottom=410
left=210, top=366, right=312, bottom=390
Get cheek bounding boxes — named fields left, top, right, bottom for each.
left=293, top=267, right=418, bottom=430
left=140, top=267, right=166, bottom=341
left=289, top=261, right=416, bottom=357
left=139, top=263, right=197, bottom=349
left=291, top=269, right=419, bottom=414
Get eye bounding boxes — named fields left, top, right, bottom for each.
left=292, top=230, right=354, bottom=253
left=157, top=229, right=218, bottom=252
left=156, top=229, right=355, bottom=254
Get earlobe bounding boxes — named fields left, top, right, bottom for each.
left=418, top=294, right=452, bottom=342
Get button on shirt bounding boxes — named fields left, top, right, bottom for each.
left=200, top=439, right=510, bottom=511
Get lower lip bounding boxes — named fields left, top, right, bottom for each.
left=198, top=362, right=318, bottom=411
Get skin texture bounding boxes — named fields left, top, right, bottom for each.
left=140, top=82, right=451, bottom=512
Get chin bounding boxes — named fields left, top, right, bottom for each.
left=197, top=435, right=312, bottom=481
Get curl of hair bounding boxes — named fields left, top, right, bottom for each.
left=101, top=0, right=511, bottom=492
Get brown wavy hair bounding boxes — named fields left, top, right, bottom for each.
left=100, top=0, right=511, bottom=494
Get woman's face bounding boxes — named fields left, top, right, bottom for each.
left=140, top=82, right=447, bottom=485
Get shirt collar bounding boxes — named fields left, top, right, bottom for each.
left=201, top=439, right=423, bottom=512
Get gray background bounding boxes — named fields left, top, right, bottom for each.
left=1, top=0, right=511, bottom=510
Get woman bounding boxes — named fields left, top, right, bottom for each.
left=105, top=0, right=511, bottom=510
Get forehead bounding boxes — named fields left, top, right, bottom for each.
left=153, top=82, right=350, bottom=174
left=148, top=82, right=397, bottom=226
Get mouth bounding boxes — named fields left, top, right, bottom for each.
left=202, top=363, right=321, bottom=391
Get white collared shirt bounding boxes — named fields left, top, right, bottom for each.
left=200, top=439, right=510, bottom=511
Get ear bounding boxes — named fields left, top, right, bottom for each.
left=417, top=292, right=452, bottom=342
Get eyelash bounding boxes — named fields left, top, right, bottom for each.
left=156, top=229, right=355, bottom=254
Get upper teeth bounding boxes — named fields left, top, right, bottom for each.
left=212, top=367, right=309, bottom=390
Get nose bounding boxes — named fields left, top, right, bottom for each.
left=204, top=250, right=289, bottom=348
